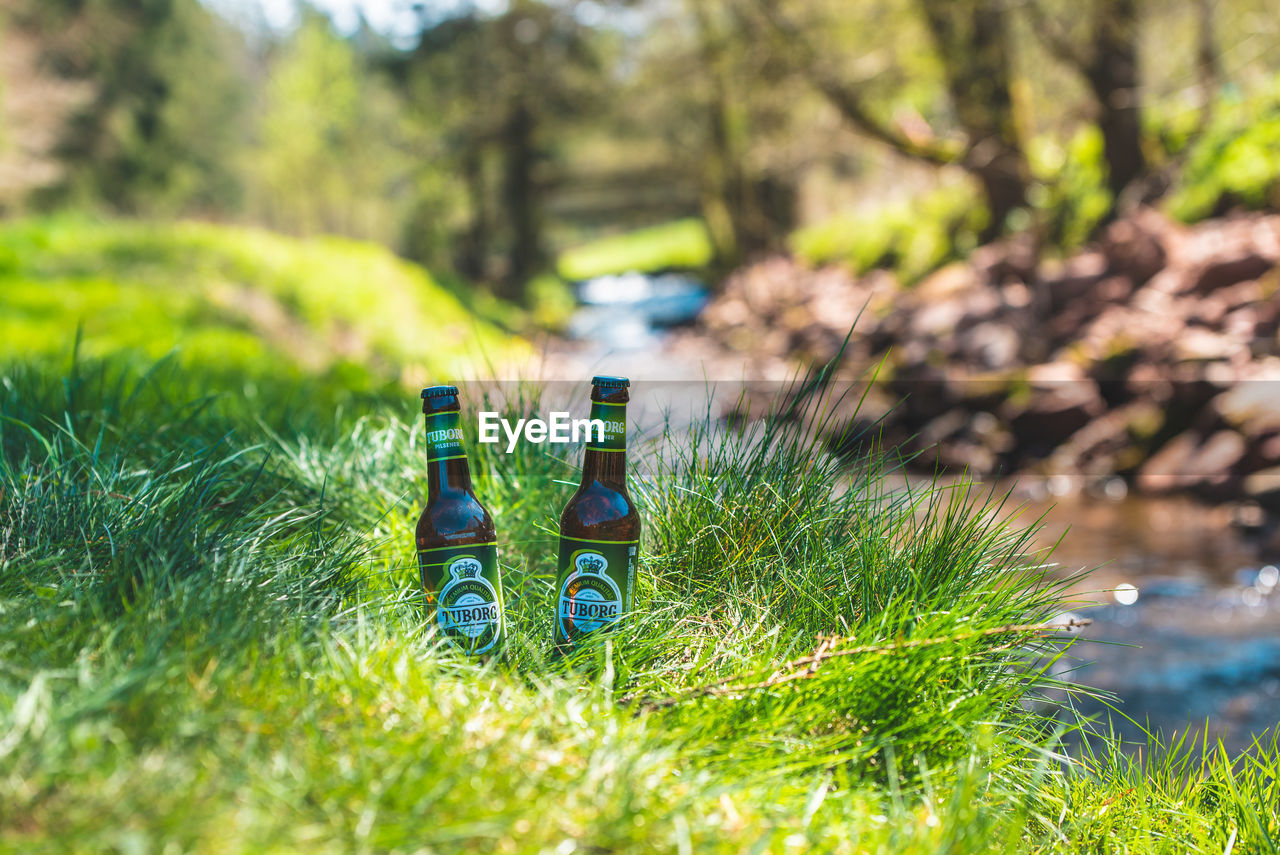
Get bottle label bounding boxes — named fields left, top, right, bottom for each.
left=586, top=401, right=626, bottom=453
left=418, top=543, right=503, bottom=655
left=554, top=537, right=638, bottom=645
left=424, top=411, right=466, bottom=464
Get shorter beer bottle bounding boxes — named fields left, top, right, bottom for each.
left=416, top=385, right=505, bottom=655
left=553, top=376, right=640, bottom=648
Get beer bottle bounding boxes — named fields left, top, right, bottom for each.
left=416, top=385, right=505, bottom=655
left=553, top=376, right=640, bottom=648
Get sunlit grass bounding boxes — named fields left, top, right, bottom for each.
left=2, top=351, right=1276, bottom=852
left=557, top=218, right=714, bottom=281
left=0, top=216, right=527, bottom=383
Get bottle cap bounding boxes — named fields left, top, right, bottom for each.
left=591, top=376, right=630, bottom=388
left=421, top=385, right=460, bottom=399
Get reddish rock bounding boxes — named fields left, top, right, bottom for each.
left=957, top=321, right=1019, bottom=370
left=1213, top=362, right=1280, bottom=434
left=1006, top=377, right=1105, bottom=450
left=1174, top=329, right=1246, bottom=364
left=1191, top=255, right=1275, bottom=294
left=1189, top=430, right=1248, bottom=479
left=1100, top=208, right=1170, bottom=285
left=970, top=231, right=1038, bottom=284
left=915, top=262, right=980, bottom=301
left=1244, top=467, right=1280, bottom=510
left=1137, top=433, right=1200, bottom=493
left=690, top=210, right=1280, bottom=507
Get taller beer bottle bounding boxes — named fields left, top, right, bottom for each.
left=553, top=376, right=640, bottom=648
left=416, top=385, right=505, bottom=655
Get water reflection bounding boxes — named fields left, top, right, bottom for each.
left=1009, top=487, right=1280, bottom=754
left=568, top=272, right=710, bottom=351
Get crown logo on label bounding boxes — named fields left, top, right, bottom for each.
left=576, top=553, right=607, bottom=575
left=449, top=557, right=484, bottom=580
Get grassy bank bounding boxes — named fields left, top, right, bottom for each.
left=1, top=352, right=1277, bottom=853
left=1, top=216, right=1276, bottom=852
left=0, top=216, right=525, bottom=387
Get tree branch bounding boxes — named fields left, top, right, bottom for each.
left=1021, top=0, right=1092, bottom=72
left=742, top=0, right=961, bottom=167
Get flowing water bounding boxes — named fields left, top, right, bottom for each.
left=1012, top=488, right=1280, bottom=753
left=565, top=272, right=1280, bottom=753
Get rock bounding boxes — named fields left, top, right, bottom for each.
left=689, top=211, right=1280, bottom=504
left=1137, top=432, right=1200, bottom=493
left=970, top=231, right=1038, bottom=284
left=1046, top=275, right=1135, bottom=343
left=1244, top=467, right=1280, bottom=510
left=1048, top=401, right=1164, bottom=478
left=910, top=296, right=968, bottom=339
left=1212, top=361, right=1280, bottom=434
left=1174, top=328, right=1246, bottom=363
left=957, top=321, right=1019, bottom=370
left=1212, top=280, right=1263, bottom=312
left=1006, top=374, right=1104, bottom=451
left=1190, top=430, right=1248, bottom=479
left=915, top=262, right=980, bottom=302
left=1027, top=361, right=1088, bottom=384
left=1192, top=255, right=1276, bottom=293
left=1043, top=251, right=1109, bottom=306
left=1100, top=208, right=1170, bottom=285
left=1136, top=430, right=1247, bottom=496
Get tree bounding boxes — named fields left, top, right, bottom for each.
left=401, top=1, right=605, bottom=297
left=1025, top=0, right=1145, bottom=207
left=686, top=0, right=800, bottom=268
left=10, top=0, right=248, bottom=213
left=245, top=8, right=413, bottom=244
left=746, top=0, right=1030, bottom=241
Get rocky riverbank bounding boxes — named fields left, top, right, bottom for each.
left=684, top=208, right=1280, bottom=513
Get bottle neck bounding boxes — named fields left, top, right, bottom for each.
left=423, top=409, right=474, bottom=500
left=428, top=457, right=474, bottom=501
left=581, top=398, right=627, bottom=487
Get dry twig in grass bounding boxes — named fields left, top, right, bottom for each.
left=622, top=617, right=1092, bottom=710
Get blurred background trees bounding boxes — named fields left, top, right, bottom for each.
left=0, top=0, right=1277, bottom=296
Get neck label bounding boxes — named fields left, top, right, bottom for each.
left=424, top=411, right=466, bottom=463
left=587, top=400, right=627, bottom=452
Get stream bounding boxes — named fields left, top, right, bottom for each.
left=563, top=271, right=1280, bottom=754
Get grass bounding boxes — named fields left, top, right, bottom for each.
left=0, top=215, right=1277, bottom=851
left=0, top=216, right=526, bottom=386
left=2, top=348, right=1278, bottom=853
left=556, top=218, right=714, bottom=281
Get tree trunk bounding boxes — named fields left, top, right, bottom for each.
left=966, top=145, right=1028, bottom=242
left=1195, top=0, right=1220, bottom=132
left=1086, top=0, right=1144, bottom=203
left=918, top=0, right=1028, bottom=240
left=456, top=146, right=490, bottom=282
left=500, top=101, right=541, bottom=299
left=691, top=0, right=745, bottom=270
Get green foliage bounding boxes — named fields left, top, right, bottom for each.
left=1027, top=126, right=1113, bottom=251
left=1167, top=76, right=1280, bottom=222
left=789, top=181, right=987, bottom=283
left=0, top=216, right=525, bottom=383
left=21, top=0, right=248, bottom=214
left=245, top=10, right=414, bottom=245
left=524, top=273, right=577, bottom=330
left=1053, top=725, right=1280, bottom=850
left=557, top=218, right=715, bottom=281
